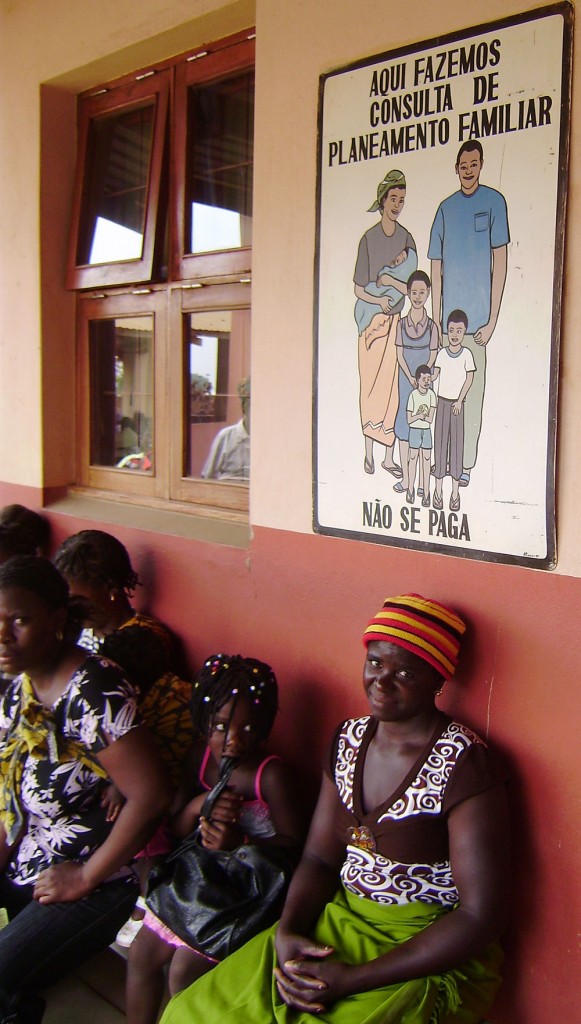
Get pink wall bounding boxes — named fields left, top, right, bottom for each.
left=2, top=483, right=576, bottom=1024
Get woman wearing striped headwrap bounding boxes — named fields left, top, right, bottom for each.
left=161, top=594, right=510, bottom=1024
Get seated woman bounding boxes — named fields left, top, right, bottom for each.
left=54, top=529, right=192, bottom=788
left=0, top=555, right=171, bottom=1023
left=54, top=530, right=193, bottom=943
left=161, top=594, right=510, bottom=1024
left=0, top=506, right=52, bottom=697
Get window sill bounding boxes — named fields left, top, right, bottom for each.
left=46, top=488, right=250, bottom=548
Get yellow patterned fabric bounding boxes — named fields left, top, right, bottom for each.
left=0, top=674, right=108, bottom=845
left=85, top=614, right=194, bottom=786
left=140, top=673, right=193, bottom=787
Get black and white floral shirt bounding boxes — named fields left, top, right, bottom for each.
left=0, top=656, right=140, bottom=886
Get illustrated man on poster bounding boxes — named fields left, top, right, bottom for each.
left=428, top=141, right=510, bottom=486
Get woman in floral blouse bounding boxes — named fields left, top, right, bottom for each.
left=0, top=555, right=171, bottom=1023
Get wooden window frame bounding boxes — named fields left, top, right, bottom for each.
left=77, top=282, right=250, bottom=515
left=172, top=33, right=255, bottom=282
left=169, top=282, right=250, bottom=512
left=69, top=31, right=254, bottom=519
left=77, top=289, right=169, bottom=498
left=66, top=71, right=170, bottom=290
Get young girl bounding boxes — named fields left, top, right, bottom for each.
left=126, top=653, right=304, bottom=1024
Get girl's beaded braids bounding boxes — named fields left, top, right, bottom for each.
left=191, top=653, right=278, bottom=744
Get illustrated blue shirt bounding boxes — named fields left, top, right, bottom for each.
left=428, top=185, right=510, bottom=334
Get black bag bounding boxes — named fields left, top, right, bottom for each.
left=145, top=756, right=295, bottom=960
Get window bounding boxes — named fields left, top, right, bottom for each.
left=66, top=73, right=170, bottom=290
left=174, top=43, right=254, bottom=281
left=171, top=284, right=250, bottom=506
left=68, top=31, right=254, bottom=516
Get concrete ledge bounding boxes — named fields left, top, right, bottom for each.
left=46, top=490, right=251, bottom=548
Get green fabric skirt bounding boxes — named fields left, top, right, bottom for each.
left=160, top=887, right=502, bottom=1024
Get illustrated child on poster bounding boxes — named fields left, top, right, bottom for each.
left=406, top=364, right=437, bottom=508
left=393, top=270, right=439, bottom=496
left=431, top=310, right=475, bottom=513
left=353, top=246, right=417, bottom=334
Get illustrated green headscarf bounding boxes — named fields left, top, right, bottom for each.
left=368, top=168, right=407, bottom=212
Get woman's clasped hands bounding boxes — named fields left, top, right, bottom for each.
left=274, top=929, right=355, bottom=1014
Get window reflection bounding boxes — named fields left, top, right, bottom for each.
left=78, top=104, right=154, bottom=266
left=89, top=316, right=154, bottom=471
left=185, top=309, right=250, bottom=481
left=89, top=218, right=143, bottom=263
left=187, top=70, right=254, bottom=254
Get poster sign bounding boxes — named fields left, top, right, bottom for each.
left=313, top=4, right=572, bottom=568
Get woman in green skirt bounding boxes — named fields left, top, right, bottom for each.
left=161, top=594, right=510, bottom=1024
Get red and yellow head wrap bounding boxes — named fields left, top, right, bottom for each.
left=363, top=594, right=466, bottom=680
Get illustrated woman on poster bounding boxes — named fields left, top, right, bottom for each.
left=353, top=169, right=417, bottom=478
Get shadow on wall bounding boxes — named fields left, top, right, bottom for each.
left=491, top=743, right=574, bottom=1024
left=270, top=672, right=327, bottom=823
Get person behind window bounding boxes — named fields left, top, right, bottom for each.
left=117, top=415, right=141, bottom=462
left=201, top=377, right=250, bottom=482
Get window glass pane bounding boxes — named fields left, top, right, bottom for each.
left=89, top=315, right=154, bottom=471
left=78, top=104, right=155, bottom=266
left=187, top=70, right=254, bottom=254
left=185, top=309, right=250, bottom=480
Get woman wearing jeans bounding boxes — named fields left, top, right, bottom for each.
left=0, top=556, right=171, bottom=1023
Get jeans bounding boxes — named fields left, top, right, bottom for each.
left=0, top=872, right=139, bottom=1023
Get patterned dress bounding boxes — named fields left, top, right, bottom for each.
left=331, top=715, right=497, bottom=906
left=0, top=657, right=140, bottom=885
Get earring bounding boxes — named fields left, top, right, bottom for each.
left=56, top=629, right=64, bottom=642
left=435, top=686, right=443, bottom=697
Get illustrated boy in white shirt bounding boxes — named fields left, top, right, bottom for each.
left=431, top=310, right=475, bottom=512
left=406, top=365, right=437, bottom=508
